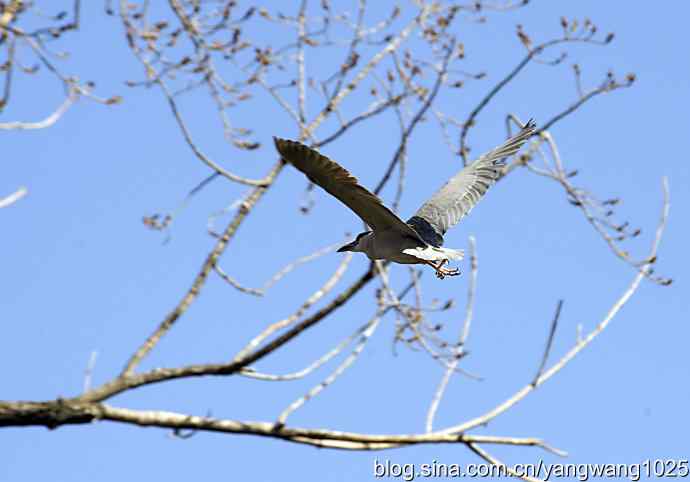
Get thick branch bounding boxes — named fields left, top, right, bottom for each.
left=121, top=161, right=283, bottom=376
left=0, top=400, right=562, bottom=454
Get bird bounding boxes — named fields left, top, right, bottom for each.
left=273, top=119, right=536, bottom=279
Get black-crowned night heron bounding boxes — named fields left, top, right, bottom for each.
left=274, top=120, right=536, bottom=279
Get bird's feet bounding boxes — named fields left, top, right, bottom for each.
left=435, top=266, right=461, bottom=279
left=429, top=260, right=461, bottom=279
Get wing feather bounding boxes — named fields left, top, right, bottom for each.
left=410, top=119, right=536, bottom=237
left=274, top=137, right=425, bottom=243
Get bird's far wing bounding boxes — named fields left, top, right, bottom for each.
left=410, top=119, right=537, bottom=239
left=274, top=137, right=425, bottom=243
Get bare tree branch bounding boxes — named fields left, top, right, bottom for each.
left=1, top=1, right=673, bottom=464
left=438, top=177, right=669, bottom=436
left=0, top=185, right=27, bottom=208
left=426, top=236, right=477, bottom=433
left=120, top=162, right=284, bottom=377
left=0, top=85, right=78, bottom=130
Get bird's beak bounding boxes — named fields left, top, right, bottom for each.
left=337, top=242, right=355, bottom=253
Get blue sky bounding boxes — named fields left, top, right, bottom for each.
left=2, top=1, right=688, bottom=481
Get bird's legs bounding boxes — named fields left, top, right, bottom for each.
left=427, top=259, right=461, bottom=279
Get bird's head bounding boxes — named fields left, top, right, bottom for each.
left=337, top=231, right=372, bottom=253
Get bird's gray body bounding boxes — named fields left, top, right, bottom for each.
left=274, top=119, right=536, bottom=278
left=351, top=229, right=464, bottom=264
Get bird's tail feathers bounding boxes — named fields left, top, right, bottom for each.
left=402, top=246, right=464, bottom=262
left=435, top=246, right=465, bottom=261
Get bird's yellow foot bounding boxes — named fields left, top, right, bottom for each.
left=437, top=266, right=460, bottom=278
left=429, top=260, right=461, bottom=279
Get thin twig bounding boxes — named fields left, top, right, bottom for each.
left=239, top=318, right=378, bottom=382
left=459, top=37, right=615, bottom=164
left=537, top=79, right=633, bottom=134
left=120, top=162, right=283, bottom=376
left=373, top=36, right=455, bottom=195
left=438, top=177, right=669, bottom=435
left=232, top=253, right=353, bottom=361
left=215, top=240, right=345, bottom=297
left=468, top=443, right=547, bottom=482
left=156, top=80, right=271, bottom=187
left=531, top=300, right=563, bottom=385
left=0, top=86, right=78, bottom=130
left=83, top=263, right=378, bottom=403
left=276, top=315, right=381, bottom=425
left=426, top=236, right=477, bottom=433
left=296, top=0, right=308, bottom=127
left=315, top=94, right=406, bottom=149
left=82, top=351, right=99, bottom=393
left=0, top=186, right=27, bottom=208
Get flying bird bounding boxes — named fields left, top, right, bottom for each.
left=274, top=120, right=536, bottom=279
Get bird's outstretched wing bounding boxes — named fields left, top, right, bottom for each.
left=274, top=137, right=425, bottom=243
left=409, top=119, right=537, bottom=244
